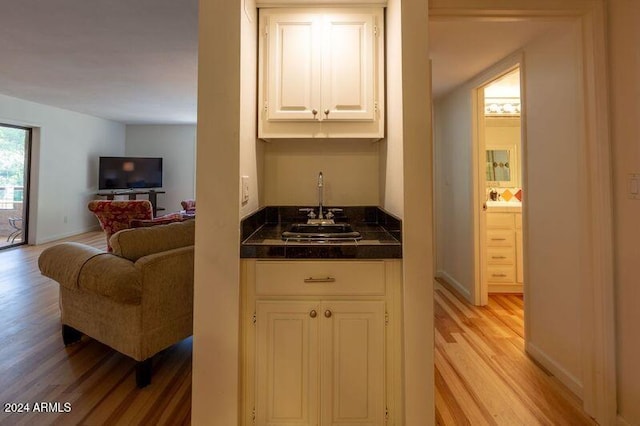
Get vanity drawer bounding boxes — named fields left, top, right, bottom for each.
left=487, top=213, right=515, bottom=229
left=487, top=265, right=516, bottom=283
left=255, top=260, right=386, bottom=296
left=486, top=230, right=515, bottom=247
left=487, top=247, right=515, bottom=265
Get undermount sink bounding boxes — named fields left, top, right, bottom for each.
left=281, top=223, right=362, bottom=241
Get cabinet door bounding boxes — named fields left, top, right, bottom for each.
left=265, top=13, right=321, bottom=121
left=256, top=301, right=319, bottom=426
left=321, top=12, right=376, bottom=121
left=320, top=301, right=385, bottom=426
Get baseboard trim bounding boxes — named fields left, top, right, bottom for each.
left=436, top=270, right=472, bottom=302
left=525, top=341, right=583, bottom=399
left=36, top=226, right=101, bottom=245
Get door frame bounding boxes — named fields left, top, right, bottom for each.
left=0, top=123, right=32, bottom=249
left=430, top=0, right=615, bottom=423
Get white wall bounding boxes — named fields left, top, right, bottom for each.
left=239, top=3, right=260, bottom=218
left=381, top=0, right=404, bottom=218
left=523, top=22, right=585, bottom=396
left=263, top=139, right=379, bottom=206
left=608, top=0, right=640, bottom=423
left=125, top=125, right=196, bottom=215
left=0, top=93, right=125, bottom=244
left=433, top=86, right=475, bottom=299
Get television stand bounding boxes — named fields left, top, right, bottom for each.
left=96, top=190, right=166, bottom=217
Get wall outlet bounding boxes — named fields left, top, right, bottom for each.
left=241, top=176, right=249, bottom=203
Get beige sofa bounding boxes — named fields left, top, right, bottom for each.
left=38, top=219, right=195, bottom=387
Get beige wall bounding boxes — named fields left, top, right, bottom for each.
left=191, top=0, right=243, bottom=423
left=609, top=0, right=640, bottom=423
left=263, top=140, right=380, bottom=206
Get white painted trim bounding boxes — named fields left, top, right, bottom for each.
left=429, top=1, right=616, bottom=424
left=436, top=270, right=472, bottom=300
left=525, top=342, right=584, bottom=399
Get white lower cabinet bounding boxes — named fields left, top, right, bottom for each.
left=242, top=259, right=403, bottom=426
left=256, top=300, right=385, bottom=426
left=485, top=211, right=524, bottom=293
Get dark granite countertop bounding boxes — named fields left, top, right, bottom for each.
left=241, top=206, right=402, bottom=259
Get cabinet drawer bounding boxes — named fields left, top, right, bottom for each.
left=487, top=213, right=514, bottom=229
left=487, top=247, right=515, bottom=265
left=255, top=260, right=385, bottom=296
left=486, top=230, right=515, bottom=247
left=487, top=265, right=516, bottom=283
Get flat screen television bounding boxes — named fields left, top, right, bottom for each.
left=98, top=156, right=163, bottom=190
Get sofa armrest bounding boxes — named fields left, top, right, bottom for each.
left=39, top=242, right=142, bottom=304
left=134, top=246, right=195, bottom=329
left=38, top=243, right=104, bottom=291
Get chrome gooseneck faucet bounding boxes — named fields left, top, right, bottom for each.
left=317, top=171, right=324, bottom=219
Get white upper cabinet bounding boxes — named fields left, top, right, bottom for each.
left=259, top=8, right=384, bottom=139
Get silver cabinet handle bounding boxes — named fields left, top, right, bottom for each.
left=304, top=277, right=336, bottom=283
left=324, top=310, right=332, bottom=318
left=310, top=310, right=317, bottom=318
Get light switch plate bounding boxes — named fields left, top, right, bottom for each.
left=241, top=176, right=249, bottom=203
left=629, top=174, right=640, bottom=200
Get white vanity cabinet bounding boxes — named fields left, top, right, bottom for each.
left=240, top=259, right=403, bottom=426
left=485, top=211, right=524, bottom=293
left=258, top=8, right=384, bottom=139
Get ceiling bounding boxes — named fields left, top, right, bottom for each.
left=429, top=19, right=565, bottom=99
left=0, top=3, right=564, bottom=124
left=0, top=0, right=198, bottom=124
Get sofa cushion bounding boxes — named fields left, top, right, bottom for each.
left=110, top=219, right=195, bottom=262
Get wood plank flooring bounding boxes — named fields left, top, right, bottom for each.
left=435, top=278, right=597, bottom=425
left=0, top=233, right=596, bottom=425
left=0, top=232, right=190, bottom=426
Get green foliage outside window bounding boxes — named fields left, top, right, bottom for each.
left=0, top=127, right=26, bottom=187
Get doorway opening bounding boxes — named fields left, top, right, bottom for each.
left=476, top=67, right=524, bottom=305
left=0, top=124, right=31, bottom=250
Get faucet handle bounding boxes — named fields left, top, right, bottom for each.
left=326, top=211, right=334, bottom=219
left=299, top=208, right=316, bottom=219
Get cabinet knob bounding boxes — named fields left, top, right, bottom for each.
left=324, top=309, right=332, bottom=318
left=310, top=310, right=317, bottom=318
left=312, top=109, right=318, bottom=118
left=324, top=109, right=330, bottom=116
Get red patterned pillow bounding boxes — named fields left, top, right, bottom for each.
left=130, top=213, right=184, bottom=228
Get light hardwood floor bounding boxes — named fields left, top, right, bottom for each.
left=435, top=278, right=596, bottom=425
left=0, top=232, right=190, bottom=426
left=0, top=233, right=595, bottom=425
